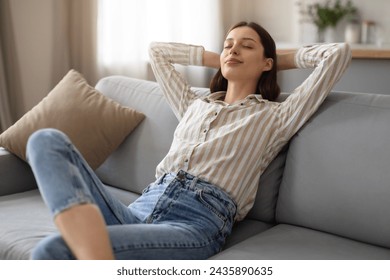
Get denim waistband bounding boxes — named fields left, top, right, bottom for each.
left=175, top=170, right=237, bottom=212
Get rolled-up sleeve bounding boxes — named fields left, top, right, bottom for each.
left=276, top=43, right=352, bottom=141
left=149, top=42, right=205, bottom=120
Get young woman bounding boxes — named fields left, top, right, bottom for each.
left=27, top=21, right=351, bottom=259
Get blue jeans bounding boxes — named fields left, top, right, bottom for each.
left=26, top=129, right=236, bottom=260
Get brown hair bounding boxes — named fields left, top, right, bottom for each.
left=210, top=21, right=280, bottom=101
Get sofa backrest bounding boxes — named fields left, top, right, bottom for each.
left=95, top=76, right=286, bottom=223
left=276, top=91, right=390, bottom=249
left=95, top=76, right=179, bottom=194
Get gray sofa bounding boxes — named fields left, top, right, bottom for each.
left=1, top=75, right=390, bottom=260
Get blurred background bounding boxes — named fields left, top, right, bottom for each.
left=1, top=0, right=389, bottom=132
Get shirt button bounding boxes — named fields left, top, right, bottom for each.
left=184, top=159, right=189, bottom=163
left=203, top=129, right=207, bottom=133
left=214, top=112, right=218, bottom=116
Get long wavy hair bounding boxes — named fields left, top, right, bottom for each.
left=210, top=21, right=280, bottom=101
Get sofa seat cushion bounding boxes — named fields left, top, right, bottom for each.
left=0, top=186, right=141, bottom=259
left=0, top=189, right=56, bottom=259
left=224, top=219, right=273, bottom=249
left=212, top=224, right=390, bottom=260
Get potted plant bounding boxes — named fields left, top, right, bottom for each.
left=299, top=0, right=358, bottom=42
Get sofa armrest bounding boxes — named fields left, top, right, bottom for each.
left=0, top=147, right=37, bottom=196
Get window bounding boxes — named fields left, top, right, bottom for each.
left=97, top=0, right=223, bottom=84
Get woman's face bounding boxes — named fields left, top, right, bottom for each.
left=220, top=26, right=273, bottom=83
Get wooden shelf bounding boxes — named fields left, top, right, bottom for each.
left=351, top=48, right=390, bottom=59
left=277, top=43, right=390, bottom=60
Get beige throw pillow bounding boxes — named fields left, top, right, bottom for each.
left=0, top=69, right=145, bottom=170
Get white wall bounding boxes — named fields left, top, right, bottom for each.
left=259, top=0, right=390, bottom=44
left=222, top=0, right=300, bottom=43
left=351, top=0, right=390, bottom=44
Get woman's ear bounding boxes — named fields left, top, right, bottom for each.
left=263, top=58, right=274, bottom=72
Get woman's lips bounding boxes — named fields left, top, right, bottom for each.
left=225, top=58, right=243, bottom=64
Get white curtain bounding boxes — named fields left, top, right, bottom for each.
left=51, top=0, right=99, bottom=86
left=97, top=0, right=224, bottom=86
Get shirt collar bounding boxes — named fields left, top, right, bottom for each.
left=202, top=91, right=265, bottom=105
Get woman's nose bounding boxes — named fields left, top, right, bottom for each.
left=230, top=45, right=239, bottom=55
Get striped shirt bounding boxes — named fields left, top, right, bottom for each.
left=149, top=42, right=351, bottom=221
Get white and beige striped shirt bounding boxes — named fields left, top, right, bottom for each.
left=149, top=42, right=351, bottom=221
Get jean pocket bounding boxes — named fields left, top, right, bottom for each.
left=197, top=190, right=228, bottom=230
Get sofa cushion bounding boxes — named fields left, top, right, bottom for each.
left=0, top=189, right=56, bottom=259
left=95, top=76, right=180, bottom=193
left=212, top=224, right=390, bottom=260
left=224, top=219, right=273, bottom=249
left=0, top=185, right=140, bottom=259
left=277, top=91, right=390, bottom=249
left=246, top=144, right=288, bottom=223
left=0, top=70, right=144, bottom=170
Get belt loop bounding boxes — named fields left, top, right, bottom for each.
left=189, top=176, right=198, bottom=190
